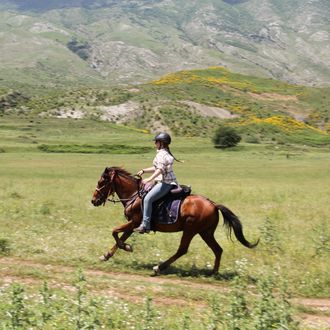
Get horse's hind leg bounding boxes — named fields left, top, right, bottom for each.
left=154, top=231, right=196, bottom=274
left=199, top=229, right=223, bottom=274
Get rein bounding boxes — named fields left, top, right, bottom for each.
left=107, top=190, right=140, bottom=205
left=100, top=169, right=143, bottom=206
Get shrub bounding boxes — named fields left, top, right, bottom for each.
left=7, top=284, right=31, bottom=328
left=0, top=238, right=11, bottom=255
left=212, top=125, right=241, bottom=148
left=252, top=276, right=299, bottom=330
left=259, top=217, right=281, bottom=254
left=67, top=38, right=90, bottom=61
left=312, top=220, right=330, bottom=257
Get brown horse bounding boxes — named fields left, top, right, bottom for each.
left=91, top=167, right=258, bottom=275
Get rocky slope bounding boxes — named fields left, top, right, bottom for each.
left=0, top=0, right=329, bottom=88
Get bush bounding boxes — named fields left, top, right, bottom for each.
left=0, top=238, right=11, bottom=255
left=212, top=125, right=241, bottom=148
left=67, top=38, right=90, bottom=61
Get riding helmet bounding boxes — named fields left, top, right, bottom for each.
left=153, top=132, right=171, bottom=144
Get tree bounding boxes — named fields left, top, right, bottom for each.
left=212, top=125, right=241, bottom=148
left=67, top=38, right=90, bottom=61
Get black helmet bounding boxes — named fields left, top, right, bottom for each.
left=153, top=132, right=171, bottom=144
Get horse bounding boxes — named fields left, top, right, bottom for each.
left=91, top=167, right=258, bottom=275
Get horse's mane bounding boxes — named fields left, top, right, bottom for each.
left=105, top=166, right=136, bottom=180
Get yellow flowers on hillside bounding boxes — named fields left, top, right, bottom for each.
left=151, top=67, right=261, bottom=93
left=149, top=66, right=328, bottom=139
left=152, top=71, right=200, bottom=85
left=205, top=76, right=253, bottom=90
left=238, top=115, right=326, bottom=134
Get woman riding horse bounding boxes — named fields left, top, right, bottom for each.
left=134, top=132, right=179, bottom=234
left=91, top=157, right=258, bottom=274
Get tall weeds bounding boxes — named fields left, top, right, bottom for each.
left=0, top=272, right=300, bottom=330
left=259, top=217, right=281, bottom=254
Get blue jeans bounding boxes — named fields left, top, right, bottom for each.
left=142, top=182, right=172, bottom=229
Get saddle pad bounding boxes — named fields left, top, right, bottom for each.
left=152, top=198, right=182, bottom=225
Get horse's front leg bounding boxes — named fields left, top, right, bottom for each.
left=100, top=221, right=134, bottom=261
left=112, top=222, right=135, bottom=251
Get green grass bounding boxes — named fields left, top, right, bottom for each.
left=37, top=143, right=151, bottom=154
left=0, top=115, right=329, bottom=296
left=0, top=114, right=329, bottom=328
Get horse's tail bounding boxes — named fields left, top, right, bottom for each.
left=216, top=204, right=259, bottom=249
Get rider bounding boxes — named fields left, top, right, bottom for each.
left=134, top=132, right=179, bottom=233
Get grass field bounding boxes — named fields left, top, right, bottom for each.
left=0, top=115, right=329, bottom=328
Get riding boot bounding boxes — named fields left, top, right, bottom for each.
left=133, top=225, right=150, bottom=234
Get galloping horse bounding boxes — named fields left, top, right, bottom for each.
left=91, top=167, right=258, bottom=274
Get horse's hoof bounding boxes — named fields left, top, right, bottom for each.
left=99, top=254, right=111, bottom=262
left=124, top=244, right=133, bottom=252
left=153, top=265, right=161, bottom=275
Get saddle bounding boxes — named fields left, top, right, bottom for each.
left=142, top=184, right=191, bottom=226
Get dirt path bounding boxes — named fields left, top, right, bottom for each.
left=0, top=257, right=329, bottom=328
left=0, top=257, right=228, bottom=308
left=0, top=257, right=228, bottom=292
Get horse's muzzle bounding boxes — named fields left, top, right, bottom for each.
left=91, top=199, right=102, bottom=207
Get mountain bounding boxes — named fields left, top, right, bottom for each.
left=0, top=0, right=329, bottom=89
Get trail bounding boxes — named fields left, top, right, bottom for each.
left=0, top=257, right=228, bottom=308
left=0, top=257, right=329, bottom=328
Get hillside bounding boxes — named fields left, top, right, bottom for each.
left=1, top=66, right=329, bottom=146
left=0, top=0, right=329, bottom=89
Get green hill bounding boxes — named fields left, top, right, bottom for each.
left=2, top=66, right=329, bottom=146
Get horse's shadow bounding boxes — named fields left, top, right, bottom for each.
left=131, top=262, right=239, bottom=281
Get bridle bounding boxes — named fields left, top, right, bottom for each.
left=95, top=181, right=114, bottom=205
left=95, top=168, right=143, bottom=206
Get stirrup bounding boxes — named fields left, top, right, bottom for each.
left=133, top=225, right=150, bottom=234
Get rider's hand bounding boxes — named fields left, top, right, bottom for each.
left=137, top=169, right=144, bottom=176
left=143, top=181, right=154, bottom=190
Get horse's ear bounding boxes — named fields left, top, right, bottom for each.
left=102, top=167, right=109, bottom=178
left=109, top=169, right=116, bottom=181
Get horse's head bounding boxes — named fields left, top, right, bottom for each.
left=91, top=167, right=115, bottom=207
left=91, top=167, right=141, bottom=207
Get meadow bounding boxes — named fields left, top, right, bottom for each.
left=0, top=115, right=329, bottom=329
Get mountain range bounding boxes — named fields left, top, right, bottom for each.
left=0, top=0, right=329, bottom=90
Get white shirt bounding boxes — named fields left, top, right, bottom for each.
left=153, top=149, right=177, bottom=184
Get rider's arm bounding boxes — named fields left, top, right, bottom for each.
left=137, top=166, right=155, bottom=176
left=143, top=168, right=162, bottom=183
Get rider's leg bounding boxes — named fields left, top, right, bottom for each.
left=136, top=182, right=172, bottom=232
